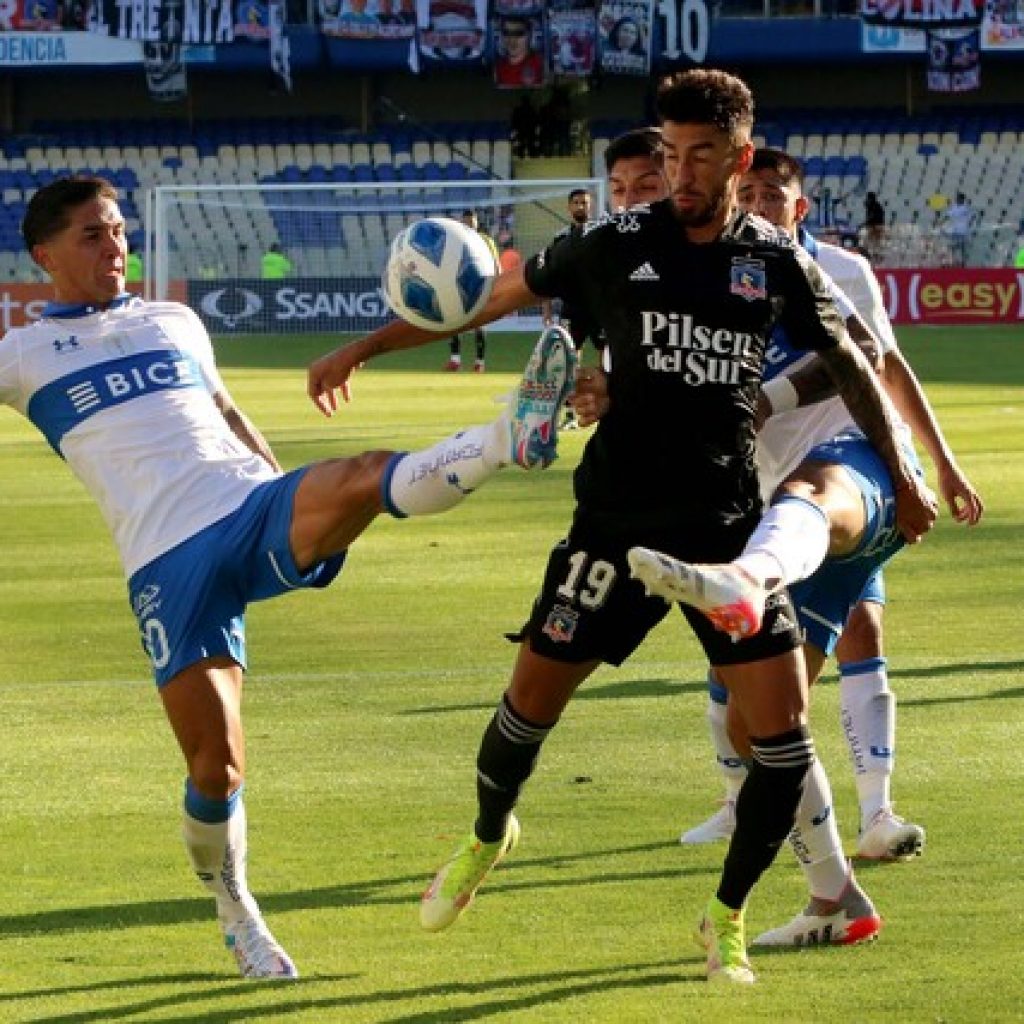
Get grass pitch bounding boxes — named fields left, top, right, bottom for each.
left=0, top=326, right=1021, bottom=1023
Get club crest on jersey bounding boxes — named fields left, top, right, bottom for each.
left=542, top=604, right=579, bottom=644
left=730, top=259, right=767, bottom=302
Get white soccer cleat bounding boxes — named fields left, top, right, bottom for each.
left=222, top=915, right=299, bottom=979
left=509, top=326, right=578, bottom=470
left=680, top=801, right=736, bottom=845
left=752, top=875, right=882, bottom=948
left=627, top=547, right=766, bottom=639
left=855, top=808, right=925, bottom=862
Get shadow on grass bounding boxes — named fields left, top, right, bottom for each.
left=24, top=959, right=694, bottom=1024
left=0, top=840, right=710, bottom=942
left=402, top=676, right=706, bottom=716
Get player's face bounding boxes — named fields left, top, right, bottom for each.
left=568, top=193, right=592, bottom=223
left=33, top=194, right=127, bottom=305
left=736, top=167, right=808, bottom=234
left=607, top=154, right=668, bottom=211
left=661, top=120, right=752, bottom=236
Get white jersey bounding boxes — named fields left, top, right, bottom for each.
left=0, top=295, right=278, bottom=577
left=756, top=235, right=903, bottom=499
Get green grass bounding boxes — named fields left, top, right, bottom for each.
left=0, top=326, right=1021, bottom=1023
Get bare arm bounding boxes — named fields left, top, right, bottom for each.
left=213, top=389, right=282, bottom=473
left=307, top=266, right=537, bottom=416
left=881, top=347, right=984, bottom=525
left=818, top=334, right=938, bottom=543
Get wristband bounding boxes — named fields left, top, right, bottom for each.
left=762, top=376, right=799, bottom=415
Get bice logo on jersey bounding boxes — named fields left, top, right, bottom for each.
left=730, top=258, right=767, bottom=302
left=65, top=352, right=200, bottom=416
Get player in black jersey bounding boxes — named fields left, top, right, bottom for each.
left=308, top=69, right=936, bottom=985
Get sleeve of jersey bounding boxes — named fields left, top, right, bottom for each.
left=523, top=228, right=590, bottom=305
left=778, top=246, right=846, bottom=352
left=182, top=305, right=227, bottom=395
left=0, top=333, right=20, bottom=404
left=846, top=261, right=898, bottom=353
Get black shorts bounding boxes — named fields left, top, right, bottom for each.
left=515, top=513, right=802, bottom=668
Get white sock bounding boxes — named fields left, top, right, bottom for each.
left=706, top=683, right=746, bottom=802
left=383, top=417, right=510, bottom=517
left=183, top=798, right=261, bottom=926
left=789, top=757, right=850, bottom=901
left=734, top=495, right=830, bottom=590
left=839, top=657, right=895, bottom=830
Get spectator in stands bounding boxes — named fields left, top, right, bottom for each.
left=126, top=245, right=144, bottom=285
left=861, top=191, right=886, bottom=257
left=943, top=192, right=975, bottom=267
left=495, top=16, right=545, bottom=88
left=261, top=242, right=292, bottom=280
left=510, top=95, right=539, bottom=159
left=445, top=211, right=499, bottom=373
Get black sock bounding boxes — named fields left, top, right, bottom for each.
left=717, top=726, right=814, bottom=910
left=450, top=336, right=460, bottom=356
left=475, top=330, right=486, bottom=362
left=474, top=695, right=555, bottom=842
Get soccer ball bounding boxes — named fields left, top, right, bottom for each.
left=383, top=217, right=498, bottom=332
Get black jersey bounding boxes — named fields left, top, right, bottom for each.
left=525, top=198, right=845, bottom=532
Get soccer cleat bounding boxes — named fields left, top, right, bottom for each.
left=222, top=915, right=299, bottom=979
left=855, top=808, right=925, bottom=862
left=695, top=897, right=755, bottom=985
left=680, top=800, right=736, bottom=845
left=509, top=325, right=578, bottom=470
left=627, top=548, right=765, bottom=640
left=420, top=815, right=521, bottom=932
left=752, top=875, right=882, bottom=948
left=444, top=358, right=461, bottom=372
left=474, top=359, right=486, bottom=373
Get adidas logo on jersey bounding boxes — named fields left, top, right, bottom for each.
left=629, top=262, right=660, bottom=281
left=771, top=612, right=796, bottom=635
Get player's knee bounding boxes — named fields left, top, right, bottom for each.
left=188, top=753, right=244, bottom=801
left=837, top=602, right=884, bottom=661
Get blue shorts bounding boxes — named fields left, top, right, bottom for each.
left=128, top=469, right=346, bottom=687
left=788, top=433, right=917, bottom=656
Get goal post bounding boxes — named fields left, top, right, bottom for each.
left=145, top=177, right=607, bottom=335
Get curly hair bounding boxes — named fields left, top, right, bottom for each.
left=655, top=69, right=754, bottom=144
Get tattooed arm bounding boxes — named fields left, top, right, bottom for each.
left=818, top=333, right=938, bottom=543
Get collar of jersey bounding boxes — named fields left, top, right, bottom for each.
left=43, top=293, right=135, bottom=319
left=798, top=226, right=818, bottom=258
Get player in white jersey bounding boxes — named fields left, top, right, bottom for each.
left=0, top=176, right=576, bottom=979
left=629, top=146, right=982, bottom=945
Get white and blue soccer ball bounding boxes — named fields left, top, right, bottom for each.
left=383, top=217, right=498, bottom=333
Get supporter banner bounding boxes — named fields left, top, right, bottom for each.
left=87, top=0, right=236, bottom=44
left=862, top=4, right=1023, bottom=50
left=144, top=0, right=188, bottom=102
left=189, top=277, right=394, bottom=334
left=234, top=0, right=270, bottom=40
left=318, top=0, right=415, bottom=39
left=926, top=25, right=980, bottom=91
left=493, top=3, right=546, bottom=88
left=0, top=0, right=62, bottom=30
left=859, top=0, right=984, bottom=29
left=598, top=0, right=652, bottom=76
left=268, top=0, right=291, bottom=90
left=0, top=30, right=144, bottom=64
left=876, top=268, right=1024, bottom=324
left=418, top=0, right=487, bottom=63
left=549, top=2, right=597, bottom=77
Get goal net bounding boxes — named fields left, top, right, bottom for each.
left=146, top=177, right=607, bottom=335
